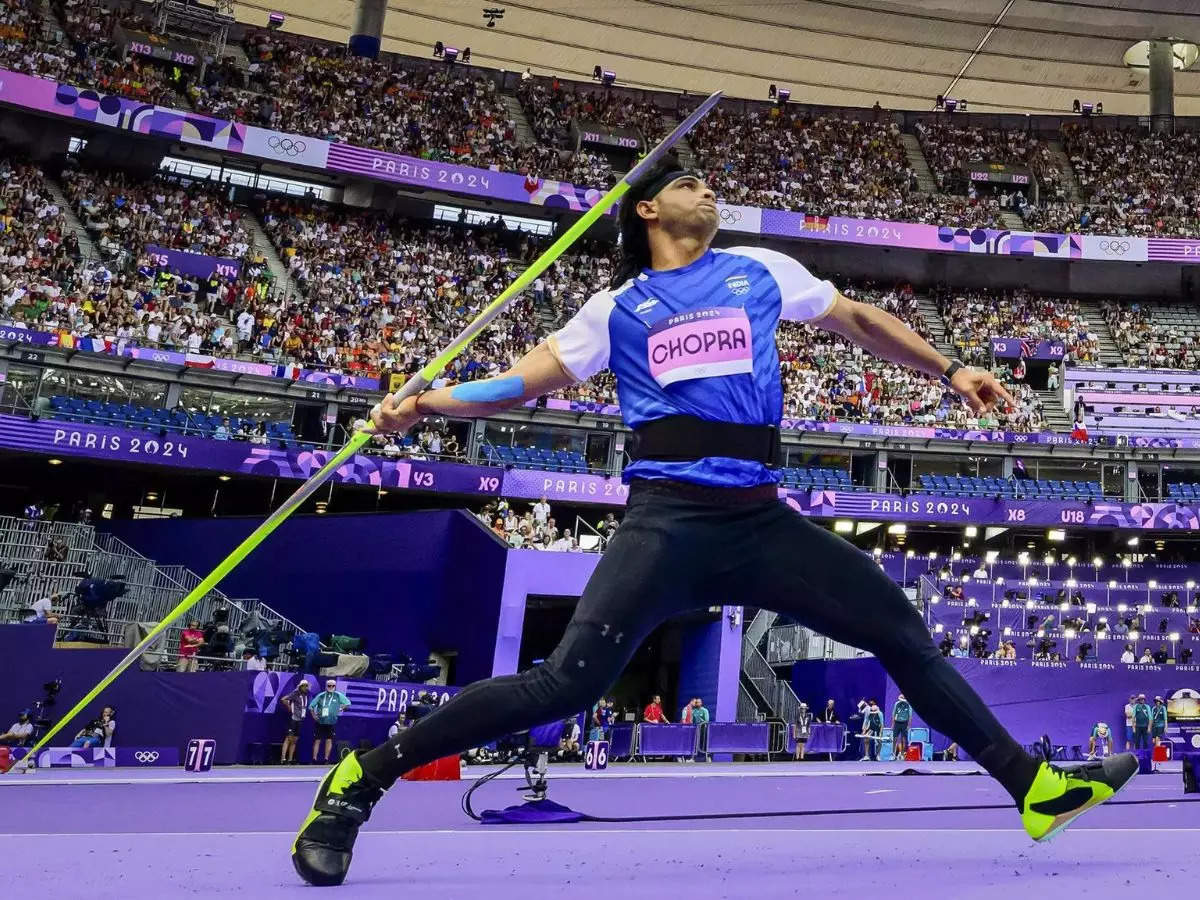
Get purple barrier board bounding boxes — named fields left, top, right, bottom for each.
left=34, top=746, right=180, bottom=767
left=704, top=722, right=770, bottom=754
left=637, top=724, right=699, bottom=757
left=6, top=67, right=1200, bottom=265
left=245, top=671, right=460, bottom=721
left=0, top=414, right=498, bottom=494
left=502, top=468, right=630, bottom=504
left=786, top=489, right=1200, bottom=530
left=609, top=723, right=635, bottom=759
left=12, top=414, right=1200, bottom=527
left=991, top=337, right=1065, bottom=361
left=805, top=723, right=846, bottom=755
left=145, top=244, right=241, bottom=280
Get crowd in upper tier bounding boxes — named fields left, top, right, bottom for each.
left=3, top=2, right=1200, bottom=237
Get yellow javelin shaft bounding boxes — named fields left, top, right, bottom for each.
left=10, top=89, right=723, bottom=771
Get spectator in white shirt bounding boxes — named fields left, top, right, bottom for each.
left=0, top=712, right=34, bottom=746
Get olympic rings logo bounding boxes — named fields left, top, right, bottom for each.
left=720, top=208, right=743, bottom=224
left=134, top=751, right=160, bottom=763
left=1098, top=240, right=1131, bottom=256
left=267, top=136, right=308, bottom=157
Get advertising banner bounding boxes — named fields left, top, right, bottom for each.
left=990, top=337, right=1066, bottom=360
left=6, top=66, right=1200, bottom=265
left=145, top=244, right=241, bottom=280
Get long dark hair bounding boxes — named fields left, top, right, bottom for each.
left=610, top=154, right=682, bottom=289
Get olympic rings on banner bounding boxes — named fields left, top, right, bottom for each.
left=1098, top=240, right=1131, bottom=256
left=720, top=208, right=743, bottom=224
left=134, top=751, right=160, bottom=763
left=267, top=136, right=308, bottom=157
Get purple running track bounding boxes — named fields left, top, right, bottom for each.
left=3, top=765, right=1197, bottom=898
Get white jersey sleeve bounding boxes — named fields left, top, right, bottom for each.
left=726, top=246, right=837, bottom=322
left=548, top=289, right=617, bottom=381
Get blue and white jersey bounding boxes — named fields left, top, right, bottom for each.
left=549, top=246, right=836, bottom=487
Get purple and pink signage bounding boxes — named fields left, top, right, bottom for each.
left=990, top=337, right=1066, bottom=360
left=145, top=244, right=241, bottom=280
left=0, top=322, right=380, bottom=390
left=9, top=413, right=1200, bottom=528
left=245, top=671, right=460, bottom=721
left=6, top=67, right=1200, bottom=263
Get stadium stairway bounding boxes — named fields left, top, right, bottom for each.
left=672, top=135, right=698, bottom=172
left=900, top=133, right=937, bottom=193
left=244, top=214, right=292, bottom=286
left=36, top=0, right=65, bottom=38
left=0, top=518, right=259, bottom=650
left=1046, top=139, right=1083, bottom=203
left=998, top=209, right=1025, bottom=231
left=499, top=94, right=537, bottom=148
left=913, top=294, right=957, bottom=359
left=1035, top=388, right=1073, bottom=431
left=44, top=177, right=99, bottom=260
left=1077, top=299, right=1126, bottom=367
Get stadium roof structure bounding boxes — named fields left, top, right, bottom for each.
left=239, top=0, right=1200, bottom=115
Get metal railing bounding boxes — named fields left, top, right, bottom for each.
left=0, top=518, right=97, bottom=618
left=741, top=633, right=804, bottom=726
left=737, top=683, right=765, bottom=723
left=765, top=624, right=812, bottom=664
left=743, top=609, right=777, bottom=649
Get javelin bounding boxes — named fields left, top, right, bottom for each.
left=9, top=90, right=724, bottom=772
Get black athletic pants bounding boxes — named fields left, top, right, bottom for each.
left=360, top=481, right=1036, bottom=801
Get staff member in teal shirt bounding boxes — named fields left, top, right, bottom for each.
left=1131, top=694, right=1152, bottom=750
left=892, top=694, right=913, bottom=759
left=690, top=698, right=710, bottom=726
left=310, top=679, right=351, bottom=764
left=1150, top=696, right=1168, bottom=746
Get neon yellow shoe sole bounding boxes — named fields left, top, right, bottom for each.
left=1021, top=753, right=1138, bottom=843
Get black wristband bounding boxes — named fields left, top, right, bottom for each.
left=940, top=360, right=964, bottom=387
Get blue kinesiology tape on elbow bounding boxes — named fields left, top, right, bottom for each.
left=451, top=376, right=525, bottom=403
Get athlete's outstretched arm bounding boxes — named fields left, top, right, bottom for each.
left=371, top=341, right=578, bottom=434
left=815, top=293, right=1014, bottom=415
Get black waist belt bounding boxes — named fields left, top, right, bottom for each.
left=628, top=415, right=781, bottom=467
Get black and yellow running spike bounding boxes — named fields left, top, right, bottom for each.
left=1020, top=753, right=1138, bottom=842
left=292, top=752, right=386, bottom=886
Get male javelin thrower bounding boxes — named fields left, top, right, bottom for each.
left=292, top=160, right=1137, bottom=885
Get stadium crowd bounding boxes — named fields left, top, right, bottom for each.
left=779, top=285, right=1047, bottom=431
left=7, top=3, right=1200, bottom=240
left=0, top=0, right=185, bottom=107
left=0, top=150, right=1062, bottom=433
left=935, top=288, right=1100, bottom=366
left=689, top=107, right=919, bottom=220
left=914, top=121, right=1065, bottom=199
left=1103, top=300, right=1200, bottom=370
left=1061, top=126, right=1200, bottom=237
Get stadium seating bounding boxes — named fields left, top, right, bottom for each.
left=777, top=467, right=855, bottom=491
left=481, top=444, right=590, bottom=473
left=914, top=474, right=1102, bottom=500
left=46, top=396, right=297, bottom=444
left=1167, top=482, right=1200, bottom=500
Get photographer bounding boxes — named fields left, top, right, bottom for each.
left=64, top=574, right=127, bottom=643
left=556, top=716, right=581, bottom=761
left=70, top=707, right=115, bottom=749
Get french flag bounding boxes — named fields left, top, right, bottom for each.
left=76, top=337, right=110, bottom=354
